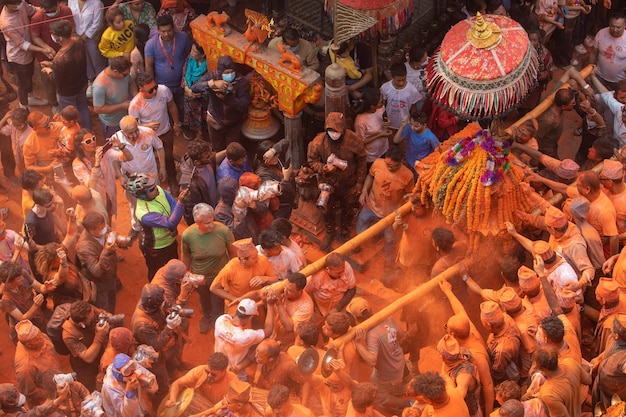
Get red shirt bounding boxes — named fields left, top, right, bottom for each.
left=30, top=5, right=75, bottom=62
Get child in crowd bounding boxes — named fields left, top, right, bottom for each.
left=330, top=41, right=363, bottom=83
left=99, top=7, right=136, bottom=60
left=56, top=106, right=81, bottom=164
left=393, top=110, right=440, bottom=175
left=182, top=42, right=208, bottom=140
left=380, top=63, right=421, bottom=130
left=354, top=88, right=391, bottom=170
left=0, top=108, right=31, bottom=177
left=404, top=45, right=428, bottom=111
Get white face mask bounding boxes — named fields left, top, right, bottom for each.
left=18, top=393, right=26, bottom=407
left=327, top=130, right=342, bottom=141
left=99, top=226, right=108, bottom=239
left=51, top=34, right=61, bottom=44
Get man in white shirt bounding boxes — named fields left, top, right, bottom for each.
left=129, top=72, right=182, bottom=196
left=590, top=10, right=626, bottom=90
left=591, top=72, right=626, bottom=145
left=214, top=299, right=274, bottom=381
left=111, top=115, right=165, bottom=232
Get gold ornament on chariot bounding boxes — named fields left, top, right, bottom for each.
left=467, top=13, right=502, bottom=49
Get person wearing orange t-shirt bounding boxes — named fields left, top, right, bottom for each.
left=355, top=145, right=414, bottom=272
left=23, top=111, right=64, bottom=177
left=529, top=170, right=619, bottom=257
left=165, top=352, right=237, bottom=409
left=210, top=238, right=276, bottom=315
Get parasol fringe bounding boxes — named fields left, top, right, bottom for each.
left=326, top=0, right=412, bottom=36
left=426, top=45, right=539, bottom=120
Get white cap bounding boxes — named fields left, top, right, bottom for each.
left=237, top=299, right=259, bottom=316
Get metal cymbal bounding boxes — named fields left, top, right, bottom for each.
left=321, top=347, right=338, bottom=378
left=156, top=387, right=195, bottom=417
left=297, top=348, right=320, bottom=376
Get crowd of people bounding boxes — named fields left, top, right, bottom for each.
left=2, top=0, right=626, bottom=416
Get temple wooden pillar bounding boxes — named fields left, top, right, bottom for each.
left=324, top=63, right=347, bottom=117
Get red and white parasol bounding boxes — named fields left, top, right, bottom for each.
left=426, top=13, right=539, bottom=120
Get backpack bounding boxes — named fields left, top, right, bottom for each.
left=46, top=303, right=72, bottom=355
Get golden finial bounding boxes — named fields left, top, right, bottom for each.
left=467, top=12, right=502, bottom=49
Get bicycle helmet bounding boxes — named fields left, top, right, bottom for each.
left=126, top=173, right=158, bottom=199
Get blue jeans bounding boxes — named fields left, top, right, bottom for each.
left=100, top=121, right=120, bottom=139
left=356, top=206, right=397, bottom=263
left=58, top=87, right=91, bottom=129
left=84, top=37, right=107, bottom=80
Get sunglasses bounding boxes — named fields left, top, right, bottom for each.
left=82, top=136, right=96, bottom=145
left=144, top=86, right=157, bottom=94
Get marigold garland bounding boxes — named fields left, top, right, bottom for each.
left=414, top=123, right=528, bottom=235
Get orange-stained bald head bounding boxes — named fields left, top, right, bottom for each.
left=446, top=314, right=470, bottom=339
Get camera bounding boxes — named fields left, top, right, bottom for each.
left=257, top=180, right=281, bottom=201
left=98, top=313, right=125, bottom=327
left=120, top=360, right=157, bottom=389
left=105, top=231, right=133, bottom=247
left=182, top=272, right=205, bottom=288
left=133, top=363, right=157, bottom=389
left=235, top=180, right=282, bottom=209
left=134, top=344, right=159, bottom=366
left=169, top=305, right=194, bottom=320
left=53, top=372, right=76, bottom=387
left=316, top=183, right=334, bottom=209
left=81, top=392, right=105, bottom=417
left=327, top=154, right=347, bottom=170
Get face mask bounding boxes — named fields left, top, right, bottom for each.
left=18, top=394, right=26, bottom=407
left=289, top=44, right=300, bottom=52
left=222, top=72, right=236, bottom=83
left=51, top=34, right=61, bottom=44
left=45, top=9, right=58, bottom=17
left=99, top=227, right=108, bottom=239
left=327, top=130, right=342, bottom=141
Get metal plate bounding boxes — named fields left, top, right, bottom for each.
left=321, top=347, right=338, bottom=378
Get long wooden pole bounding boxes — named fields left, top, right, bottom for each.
left=509, top=64, right=593, bottom=129
left=295, top=66, right=593, bottom=336
left=298, top=201, right=413, bottom=278
left=328, top=259, right=474, bottom=349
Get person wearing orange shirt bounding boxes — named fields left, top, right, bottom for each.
left=22, top=111, right=63, bottom=177
left=529, top=170, right=619, bottom=257
left=210, top=238, right=276, bottom=315
left=165, top=352, right=237, bottom=410
left=355, top=145, right=414, bottom=274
